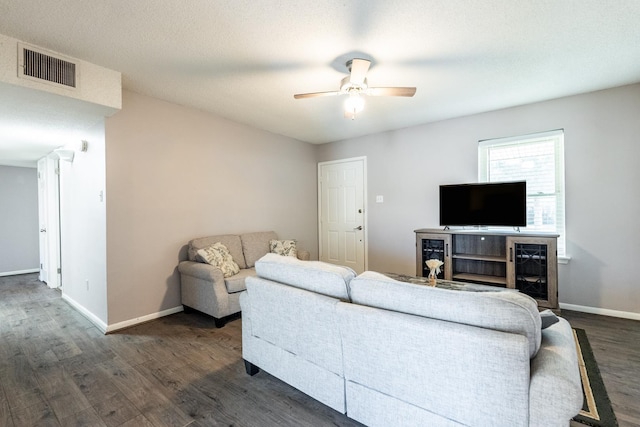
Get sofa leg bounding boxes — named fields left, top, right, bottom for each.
left=214, top=317, right=226, bottom=328
left=244, top=359, right=259, bottom=376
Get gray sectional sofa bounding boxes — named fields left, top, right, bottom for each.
left=240, top=253, right=583, bottom=427
left=178, top=231, right=308, bottom=327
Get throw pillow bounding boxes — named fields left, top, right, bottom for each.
left=540, top=309, right=560, bottom=329
left=196, top=242, right=240, bottom=278
left=269, top=239, right=297, bottom=257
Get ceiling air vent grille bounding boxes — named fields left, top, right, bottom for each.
left=18, top=44, right=78, bottom=89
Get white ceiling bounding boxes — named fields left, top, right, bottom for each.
left=1, top=0, right=640, bottom=165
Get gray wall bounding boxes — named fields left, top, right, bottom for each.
left=0, top=165, right=39, bottom=274
left=105, top=90, right=318, bottom=325
left=317, top=83, right=640, bottom=316
left=65, top=83, right=640, bottom=328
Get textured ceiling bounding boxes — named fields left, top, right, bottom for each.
left=1, top=0, right=640, bottom=165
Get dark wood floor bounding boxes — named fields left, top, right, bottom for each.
left=563, top=309, right=640, bottom=427
left=1, top=273, right=638, bottom=427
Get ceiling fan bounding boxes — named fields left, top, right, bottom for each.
left=293, top=58, right=416, bottom=119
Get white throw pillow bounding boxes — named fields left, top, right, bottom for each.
left=197, top=242, right=240, bottom=278
left=269, top=239, right=297, bottom=257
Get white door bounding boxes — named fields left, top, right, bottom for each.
left=318, top=157, right=366, bottom=273
left=37, top=156, right=61, bottom=288
left=37, top=158, right=49, bottom=283
left=45, top=156, right=61, bottom=288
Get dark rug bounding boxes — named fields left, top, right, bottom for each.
left=572, top=328, right=618, bottom=427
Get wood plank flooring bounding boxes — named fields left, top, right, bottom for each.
left=1, top=273, right=638, bottom=426
left=563, top=309, right=640, bottom=427
left=0, top=274, right=360, bottom=427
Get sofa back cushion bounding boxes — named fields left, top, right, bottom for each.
left=188, top=234, right=246, bottom=269
left=336, top=301, right=532, bottom=426
left=349, top=271, right=542, bottom=357
left=241, top=231, right=278, bottom=268
left=254, top=253, right=355, bottom=300
left=245, top=276, right=344, bottom=376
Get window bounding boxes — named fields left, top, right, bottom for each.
left=478, top=129, right=566, bottom=257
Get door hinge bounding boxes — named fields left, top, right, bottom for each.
left=57, top=268, right=62, bottom=274
left=55, top=168, right=60, bottom=175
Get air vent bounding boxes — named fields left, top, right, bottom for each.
left=18, top=43, right=78, bottom=89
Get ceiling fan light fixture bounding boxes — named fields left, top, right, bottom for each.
left=293, top=57, right=415, bottom=119
left=340, top=76, right=368, bottom=93
left=344, top=93, right=365, bottom=119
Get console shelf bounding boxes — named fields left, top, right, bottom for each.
left=415, top=228, right=559, bottom=311
left=451, top=273, right=507, bottom=286
left=452, top=254, right=507, bottom=262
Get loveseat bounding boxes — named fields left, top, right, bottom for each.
left=240, top=253, right=583, bottom=427
left=178, top=231, right=308, bottom=327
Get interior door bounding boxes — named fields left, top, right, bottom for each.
left=37, top=158, right=49, bottom=283
left=36, top=156, right=61, bottom=288
left=318, top=157, right=366, bottom=273
left=45, top=156, right=61, bottom=288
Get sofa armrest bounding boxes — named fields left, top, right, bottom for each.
left=178, top=260, right=224, bottom=282
left=529, top=317, right=583, bottom=427
left=178, top=260, right=233, bottom=318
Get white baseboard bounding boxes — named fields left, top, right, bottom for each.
left=61, top=292, right=109, bottom=333
left=61, top=292, right=184, bottom=334
left=560, top=302, right=640, bottom=321
left=0, top=268, right=39, bottom=277
left=105, top=306, right=184, bottom=334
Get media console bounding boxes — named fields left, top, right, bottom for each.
left=415, top=228, right=559, bottom=311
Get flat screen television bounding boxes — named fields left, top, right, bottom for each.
left=439, top=181, right=527, bottom=227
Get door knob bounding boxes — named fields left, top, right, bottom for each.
left=354, top=226, right=363, bottom=230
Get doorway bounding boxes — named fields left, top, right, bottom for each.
left=318, top=157, right=367, bottom=274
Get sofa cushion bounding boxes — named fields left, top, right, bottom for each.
left=270, top=239, right=297, bottom=257
left=540, top=309, right=560, bottom=329
left=241, top=231, right=278, bottom=268
left=255, top=253, right=356, bottom=300
left=197, top=243, right=240, bottom=278
left=349, top=271, right=542, bottom=357
left=224, top=268, right=256, bottom=293
left=188, top=234, right=246, bottom=269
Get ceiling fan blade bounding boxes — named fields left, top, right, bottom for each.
left=367, top=87, right=417, bottom=97
left=294, top=91, right=341, bottom=99
left=349, top=59, right=371, bottom=85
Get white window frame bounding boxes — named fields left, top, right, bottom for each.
left=478, top=129, right=567, bottom=259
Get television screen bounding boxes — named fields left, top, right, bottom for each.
left=439, top=181, right=527, bottom=227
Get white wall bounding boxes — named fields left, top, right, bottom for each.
left=0, top=165, right=39, bottom=274
left=59, top=121, right=108, bottom=326
left=104, top=90, right=318, bottom=326
left=317, top=83, right=640, bottom=317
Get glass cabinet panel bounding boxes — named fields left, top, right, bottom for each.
left=422, top=238, right=446, bottom=278
left=513, top=243, right=549, bottom=300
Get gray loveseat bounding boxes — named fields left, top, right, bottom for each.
left=178, top=231, right=308, bottom=327
left=240, top=253, right=583, bottom=427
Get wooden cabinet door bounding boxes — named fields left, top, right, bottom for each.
left=506, top=236, right=558, bottom=310
left=416, top=233, right=452, bottom=279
